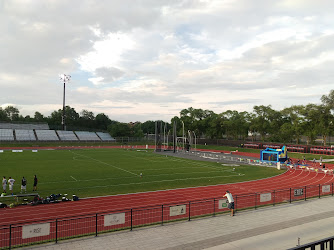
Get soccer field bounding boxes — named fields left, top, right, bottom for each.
left=0, top=148, right=284, bottom=198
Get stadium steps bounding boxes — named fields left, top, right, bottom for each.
left=33, top=129, right=38, bottom=141
left=13, top=129, right=17, bottom=141
left=96, top=132, right=102, bottom=140
left=55, top=130, right=61, bottom=141
left=73, top=131, right=80, bottom=140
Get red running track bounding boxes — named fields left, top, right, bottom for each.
left=1, top=167, right=334, bottom=226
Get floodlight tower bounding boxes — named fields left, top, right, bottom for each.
left=59, top=74, right=71, bottom=130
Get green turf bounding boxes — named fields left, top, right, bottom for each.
left=0, top=148, right=284, bottom=199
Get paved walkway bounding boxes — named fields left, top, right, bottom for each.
left=24, top=196, right=334, bottom=250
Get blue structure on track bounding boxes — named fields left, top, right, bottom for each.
left=260, top=146, right=288, bottom=163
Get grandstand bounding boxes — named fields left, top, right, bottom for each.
left=0, top=122, right=117, bottom=143
left=75, top=131, right=101, bottom=141
left=0, top=129, right=14, bottom=141
left=15, top=129, right=36, bottom=141
left=57, top=130, right=78, bottom=141
left=96, top=132, right=115, bottom=141
left=0, top=122, right=49, bottom=130
left=35, top=130, right=59, bottom=141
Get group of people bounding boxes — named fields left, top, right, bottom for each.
left=2, top=175, right=38, bottom=196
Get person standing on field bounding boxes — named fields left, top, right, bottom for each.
left=223, top=190, right=235, bottom=216
left=33, top=175, right=38, bottom=191
left=2, top=176, right=7, bottom=193
left=21, top=176, right=27, bottom=193
left=8, top=177, right=15, bottom=195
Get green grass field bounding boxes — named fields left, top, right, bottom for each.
left=0, top=148, right=284, bottom=198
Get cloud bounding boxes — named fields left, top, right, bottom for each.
left=1, top=0, right=334, bottom=122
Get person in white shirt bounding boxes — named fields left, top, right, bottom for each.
left=223, top=190, right=235, bottom=216
left=8, top=177, right=15, bottom=195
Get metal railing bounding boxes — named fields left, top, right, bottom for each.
left=288, top=236, right=334, bottom=250
left=1, top=183, right=334, bottom=249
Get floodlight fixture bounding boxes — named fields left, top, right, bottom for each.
left=59, top=74, right=71, bottom=130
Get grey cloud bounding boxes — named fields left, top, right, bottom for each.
left=95, top=67, right=125, bottom=83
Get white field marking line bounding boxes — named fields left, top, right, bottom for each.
left=126, top=149, right=239, bottom=171
left=70, top=150, right=138, bottom=176
left=119, top=152, right=171, bottom=163
left=41, top=169, right=237, bottom=185
left=70, top=176, right=78, bottom=181
left=38, top=174, right=244, bottom=192
left=121, top=151, right=228, bottom=172
left=167, top=157, right=233, bottom=171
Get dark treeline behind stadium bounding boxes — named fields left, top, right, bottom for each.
left=1, top=90, right=334, bottom=145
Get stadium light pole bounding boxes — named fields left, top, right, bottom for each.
left=181, top=120, right=185, bottom=151
left=193, top=131, right=197, bottom=151
left=59, top=74, right=71, bottom=131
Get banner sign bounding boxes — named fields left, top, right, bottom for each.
left=170, top=205, right=186, bottom=216
left=218, top=199, right=228, bottom=209
left=260, top=193, right=272, bottom=202
left=32, top=150, right=38, bottom=153
left=12, top=150, right=23, bottom=153
left=104, top=213, right=125, bottom=227
left=322, top=185, right=331, bottom=193
left=22, top=223, right=50, bottom=239
left=294, top=188, right=304, bottom=196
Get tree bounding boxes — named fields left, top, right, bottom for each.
left=107, top=122, right=131, bottom=137
left=250, top=105, right=273, bottom=141
left=4, top=106, right=19, bottom=121
left=300, top=104, right=319, bottom=145
left=34, top=112, right=45, bottom=122
left=141, top=120, right=156, bottom=134
left=204, top=112, right=225, bottom=139
left=0, top=108, right=9, bottom=121
left=281, top=106, right=305, bottom=144
left=95, top=113, right=111, bottom=130
left=222, top=110, right=249, bottom=140
left=321, top=89, right=334, bottom=109
left=79, top=109, right=95, bottom=129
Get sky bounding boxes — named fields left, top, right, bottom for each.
left=1, top=0, right=334, bottom=123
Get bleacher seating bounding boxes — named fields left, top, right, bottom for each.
left=0, top=129, right=14, bottom=141
left=0, top=122, right=49, bottom=130
left=57, top=130, right=78, bottom=141
left=35, top=130, right=59, bottom=141
left=15, top=129, right=36, bottom=141
left=75, top=131, right=101, bottom=141
left=96, top=132, right=115, bottom=141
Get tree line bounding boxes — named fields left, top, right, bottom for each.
left=1, top=90, right=334, bottom=144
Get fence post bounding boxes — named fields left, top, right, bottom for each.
left=332, top=183, right=333, bottom=196
left=319, top=184, right=321, bottom=198
left=235, top=195, right=237, bottom=213
left=131, top=209, right=133, bottom=231
left=273, top=190, right=275, bottom=206
left=305, top=186, right=307, bottom=201
left=161, top=205, right=164, bottom=226
left=213, top=198, right=216, bottom=216
left=95, top=213, right=98, bottom=237
left=55, top=219, right=58, bottom=244
left=255, top=193, right=257, bottom=210
left=188, top=202, right=191, bottom=221
left=290, top=188, right=292, bottom=203
left=9, top=224, right=12, bottom=250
